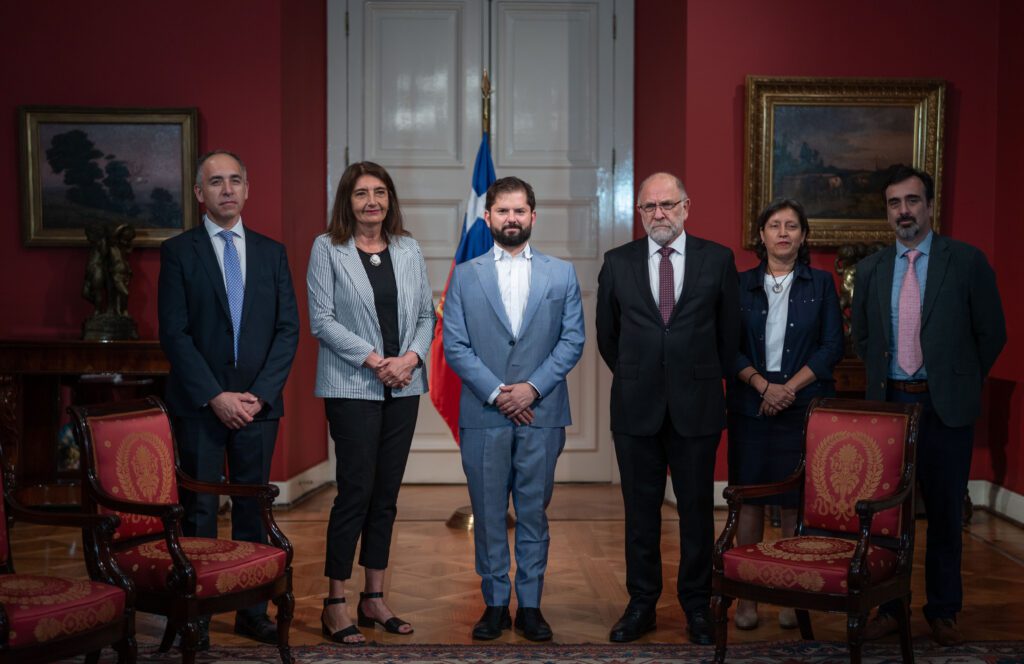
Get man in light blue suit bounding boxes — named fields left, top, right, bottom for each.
left=443, top=177, right=585, bottom=642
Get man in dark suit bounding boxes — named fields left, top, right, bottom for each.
left=852, top=165, right=1005, bottom=646
left=158, top=150, right=299, bottom=646
left=596, top=172, right=740, bottom=644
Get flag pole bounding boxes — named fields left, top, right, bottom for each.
left=446, top=69, right=514, bottom=532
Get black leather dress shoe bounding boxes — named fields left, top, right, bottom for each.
left=514, top=607, right=552, bottom=641
left=609, top=607, right=656, bottom=643
left=472, top=606, right=511, bottom=640
left=234, top=613, right=279, bottom=645
left=685, top=608, right=714, bottom=645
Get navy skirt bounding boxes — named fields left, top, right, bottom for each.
left=727, top=381, right=808, bottom=508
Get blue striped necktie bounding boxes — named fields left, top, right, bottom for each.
left=218, top=230, right=244, bottom=365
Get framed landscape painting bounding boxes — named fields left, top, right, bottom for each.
left=743, top=77, right=945, bottom=248
left=19, top=106, right=198, bottom=247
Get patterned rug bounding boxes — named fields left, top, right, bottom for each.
left=116, top=640, right=1024, bottom=664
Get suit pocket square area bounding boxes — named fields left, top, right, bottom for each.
left=616, top=364, right=639, bottom=379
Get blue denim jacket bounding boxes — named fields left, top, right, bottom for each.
left=726, top=262, right=844, bottom=417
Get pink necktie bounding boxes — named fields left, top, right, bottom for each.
left=897, top=249, right=922, bottom=376
left=658, top=247, right=674, bottom=325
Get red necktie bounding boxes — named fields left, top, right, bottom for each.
left=658, top=246, right=675, bottom=325
left=897, top=249, right=922, bottom=375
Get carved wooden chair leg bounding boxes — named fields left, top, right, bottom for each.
left=896, top=598, right=915, bottom=664
left=796, top=608, right=814, bottom=640
left=711, top=594, right=729, bottom=663
left=115, top=634, right=138, bottom=664
left=847, top=611, right=867, bottom=664
left=275, top=591, right=296, bottom=664
left=158, top=616, right=179, bottom=652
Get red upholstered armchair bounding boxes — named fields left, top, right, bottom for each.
left=0, top=454, right=135, bottom=663
left=69, top=397, right=294, bottom=664
left=712, top=398, right=921, bottom=664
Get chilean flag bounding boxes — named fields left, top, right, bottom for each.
left=429, top=133, right=496, bottom=443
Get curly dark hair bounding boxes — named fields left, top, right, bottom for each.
left=754, top=198, right=811, bottom=265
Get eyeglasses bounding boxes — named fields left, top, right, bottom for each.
left=637, top=199, right=685, bottom=215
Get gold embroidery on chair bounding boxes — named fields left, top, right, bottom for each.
left=0, top=577, right=91, bottom=605
left=214, top=559, right=280, bottom=594
left=736, top=560, right=825, bottom=591
left=757, top=537, right=855, bottom=562
left=133, top=539, right=259, bottom=562
left=33, top=599, right=117, bottom=642
left=810, top=430, right=883, bottom=522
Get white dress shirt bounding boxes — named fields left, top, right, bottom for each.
left=763, top=270, right=793, bottom=372
left=488, top=242, right=534, bottom=404
left=204, top=215, right=247, bottom=287
left=494, top=242, right=533, bottom=337
left=647, top=231, right=686, bottom=305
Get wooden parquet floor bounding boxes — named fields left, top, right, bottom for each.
left=9, top=484, right=1024, bottom=648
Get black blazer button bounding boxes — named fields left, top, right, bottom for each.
left=508, top=340, right=515, bottom=346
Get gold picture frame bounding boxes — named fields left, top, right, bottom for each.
left=743, top=76, right=945, bottom=248
left=19, top=106, right=198, bottom=247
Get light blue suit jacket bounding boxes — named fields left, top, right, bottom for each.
left=308, top=233, right=435, bottom=400
left=443, top=248, right=585, bottom=429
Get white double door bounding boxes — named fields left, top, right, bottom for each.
left=327, top=0, right=634, bottom=482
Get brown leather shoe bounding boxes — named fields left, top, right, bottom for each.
left=864, top=612, right=899, bottom=640
left=929, top=617, right=963, bottom=646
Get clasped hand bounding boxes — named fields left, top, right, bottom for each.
left=210, top=391, right=262, bottom=429
left=366, top=352, right=417, bottom=389
left=496, top=383, right=537, bottom=426
left=759, top=383, right=796, bottom=417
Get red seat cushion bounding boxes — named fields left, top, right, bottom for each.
left=0, top=574, right=125, bottom=648
left=114, top=537, right=285, bottom=597
left=722, top=536, right=898, bottom=594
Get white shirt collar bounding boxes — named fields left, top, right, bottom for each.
left=205, top=214, right=245, bottom=241
left=647, top=230, right=686, bottom=257
left=493, top=242, right=532, bottom=261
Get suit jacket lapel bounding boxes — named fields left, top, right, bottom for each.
left=676, top=235, right=705, bottom=321
left=239, top=231, right=261, bottom=335
left=922, top=234, right=950, bottom=328
left=390, top=239, right=412, bottom=334
left=519, top=251, right=550, bottom=335
left=337, top=239, right=381, bottom=329
left=629, top=240, right=662, bottom=322
left=193, top=228, right=231, bottom=320
left=472, top=255, right=514, bottom=337
left=875, top=245, right=897, bottom=349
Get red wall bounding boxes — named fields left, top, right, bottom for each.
left=636, top=0, right=1019, bottom=489
left=0, top=0, right=328, bottom=481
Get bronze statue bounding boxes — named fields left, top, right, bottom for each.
left=834, top=243, right=885, bottom=355
left=81, top=222, right=138, bottom=340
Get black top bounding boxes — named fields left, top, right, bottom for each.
left=357, top=247, right=400, bottom=358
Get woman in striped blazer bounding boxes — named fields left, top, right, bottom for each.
left=307, top=161, right=435, bottom=644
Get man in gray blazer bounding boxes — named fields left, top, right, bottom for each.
left=443, top=176, right=585, bottom=642
left=852, top=165, right=1006, bottom=646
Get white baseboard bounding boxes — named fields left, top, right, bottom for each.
left=968, top=479, right=1024, bottom=525
left=271, top=460, right=334, bottom=507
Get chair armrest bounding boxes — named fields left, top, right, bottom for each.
left=176, top=470, right=279, bottom=500
left=84, top=477, right=185, bottom=522
left=855, top=480, right=913, bottom=517
left=5, top=499, right=121, bottom=531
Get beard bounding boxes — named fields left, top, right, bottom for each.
left=894, top=215, right=921, bottom=242
left=647, top=224, right=678, bottom=247
left=492, top=223, right=532, bottom=248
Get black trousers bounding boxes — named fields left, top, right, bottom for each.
left=881, top=388, right=974, bottom=622
left=324, top=395, right=419, bottom=581
left=613, top=412, right=719, bottom=615
left=174, top=415, right=279, bottom=619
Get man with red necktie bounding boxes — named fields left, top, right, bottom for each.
left=852, top=165, right=1006, bottom=646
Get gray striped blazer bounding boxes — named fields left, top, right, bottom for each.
left=307, top=233, right=435, bottom=400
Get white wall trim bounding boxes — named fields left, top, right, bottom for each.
left=969, top=479, right=1024, bottom=525
left=272, top=459, right=334, bottom=507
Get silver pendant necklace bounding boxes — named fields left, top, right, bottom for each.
left=768, top=267, right=792, bottom=294
left=369, top=254, right=382, bottom=267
